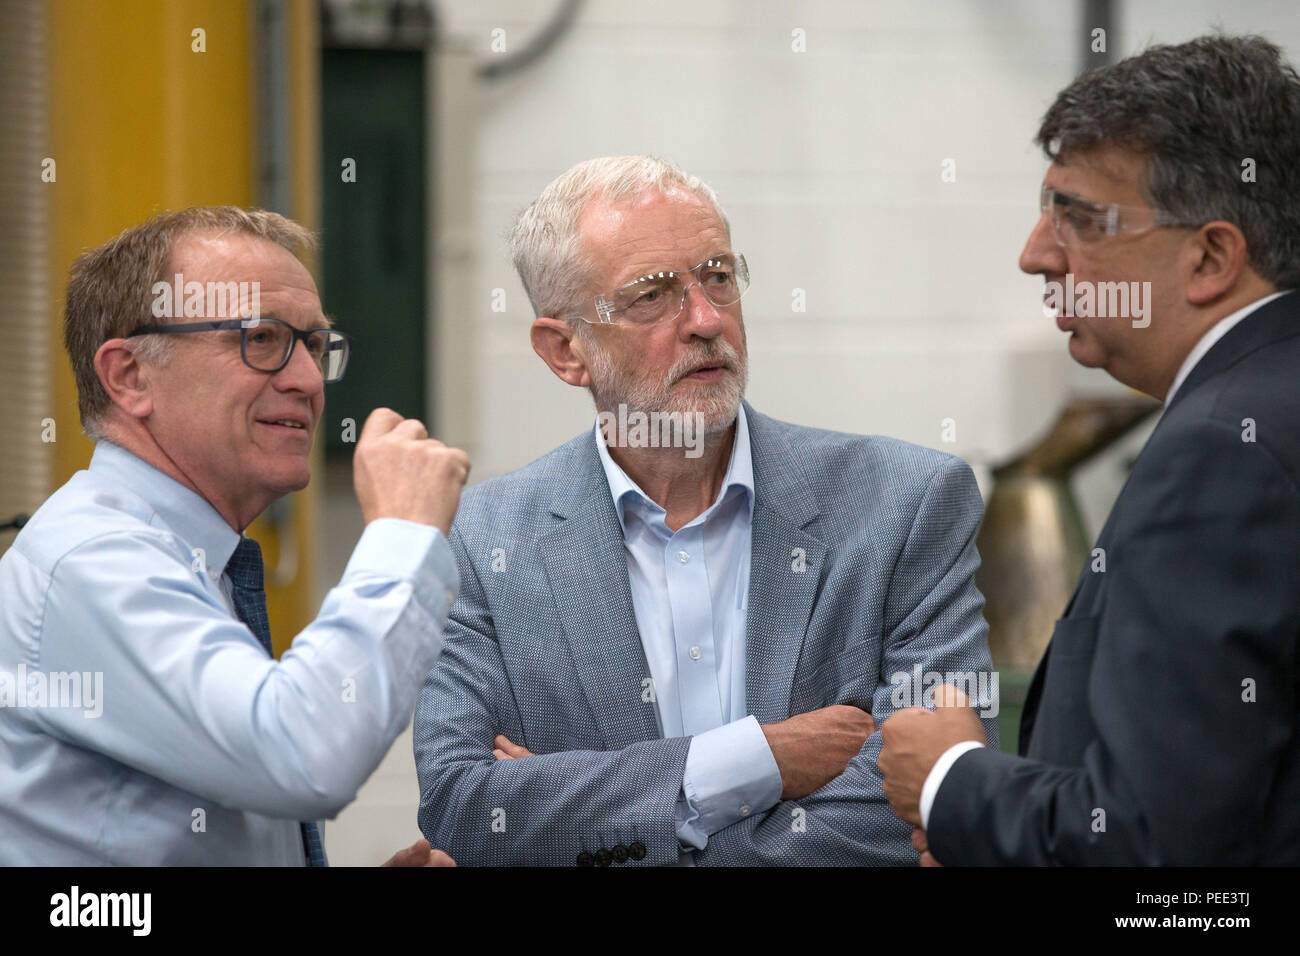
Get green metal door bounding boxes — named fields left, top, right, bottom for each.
left=321, top=48, right=427, bottom=455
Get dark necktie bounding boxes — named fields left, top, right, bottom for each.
left=227, top=536, right=328, bottom=867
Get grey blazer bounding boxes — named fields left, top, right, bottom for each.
left=415, top=401, right=997, bottom=865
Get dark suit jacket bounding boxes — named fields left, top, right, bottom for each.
left=930, top=290, right=1300, bottom=865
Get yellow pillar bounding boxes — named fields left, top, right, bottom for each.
left=48, top=0, right=320, bottom=650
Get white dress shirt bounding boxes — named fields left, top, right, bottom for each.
left=593, top=404, right=783, bottom=856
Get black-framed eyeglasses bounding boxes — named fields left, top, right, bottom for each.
left=127, top=318, right=352, bottom=383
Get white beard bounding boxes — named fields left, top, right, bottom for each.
left=583, top=330, right=748, bottom=437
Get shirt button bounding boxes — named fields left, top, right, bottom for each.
left=677, top=550, right=690, bottom=563
left=739, top=804, right=752, bottom=817
left=689, top=646, right=702, bottom=661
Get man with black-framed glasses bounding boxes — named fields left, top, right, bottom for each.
left=0, top=206, right=468, bottom=866
left=414, top=156, right=998, bottom=866
left=880, top=34, right=1300, bottom=866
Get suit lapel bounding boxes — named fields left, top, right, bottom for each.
left=1021, top=503, right=1119, bottom=753
left=539, top=433, right=660, bottom=751
left=742, top=406, right=828, bottom=723
left=1164, top=290, right=1300, bottom=416
left=745, top=509, right=827, bottom=722
left=1019, top=649, right=1049, bottom=755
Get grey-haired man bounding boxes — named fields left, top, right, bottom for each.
left=415, top=156, right=998, bottom=866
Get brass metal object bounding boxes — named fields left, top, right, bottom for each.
left=976, top=396, right=1160, bottom=672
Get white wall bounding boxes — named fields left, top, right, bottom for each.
left=435, top=0, right=1088, bottom=482
left=326, top=0, right=1300, bottom=864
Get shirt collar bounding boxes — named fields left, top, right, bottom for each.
left=89, top=440, right=242, bottom=577
left=593, top=403, right=755, bottom=533
left=1165, top=290, right=1292, bottom=404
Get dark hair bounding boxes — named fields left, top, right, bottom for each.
left=1037, top=34, right=1300, bottom=288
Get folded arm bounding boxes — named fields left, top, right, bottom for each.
left=415, top=615, right=693, bottom=865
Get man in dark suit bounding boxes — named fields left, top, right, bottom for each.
left=878, top=34, right=1300, bottom=864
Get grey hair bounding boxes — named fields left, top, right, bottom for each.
left=508, top=155, right=730, bottom=320
left=1037, top=33, right=1300, bottom=289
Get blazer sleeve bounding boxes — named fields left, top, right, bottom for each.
left=695, top=456, right=999, bottom=864
left=414, top=526, right=691, bottom=866
left=929, top=417, right=1300, bottom=865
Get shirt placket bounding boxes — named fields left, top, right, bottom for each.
left=663, top=524, right=723, bottom=736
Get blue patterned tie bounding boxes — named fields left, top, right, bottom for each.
left=227, top=536, right=328, bottom=867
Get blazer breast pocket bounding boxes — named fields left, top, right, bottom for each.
left=1026, top=614, right=1100, bottom=767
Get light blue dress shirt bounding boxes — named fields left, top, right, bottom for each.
left=0, top=440, right=457, bottom=865
left=593, top=404, right=783, bottom=853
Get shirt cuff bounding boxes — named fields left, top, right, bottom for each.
left=343, top=518, right=458, bottom=621
left=677, top=715, right=783, bottom=847
left=919, top=740, right=985, bottom=830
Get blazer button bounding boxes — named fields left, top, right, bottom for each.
left=628, top=841, right=646, bottom=861
left=576, top=851, right=594, bottom=867
left=611, top=844, right=629, bottom=863
left=594, top=848, right=612, bottom=867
